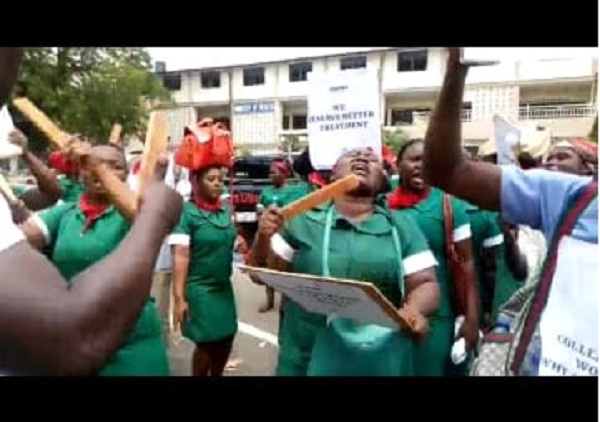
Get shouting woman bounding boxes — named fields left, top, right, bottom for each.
left=250, top=148, right=439, bottom=376
left=19, top=142, right=170, bottom=375
left=388, top=139, right=479, bottom=376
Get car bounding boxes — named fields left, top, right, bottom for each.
left=225, top=155, right=298, bottom=245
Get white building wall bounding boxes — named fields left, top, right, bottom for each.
left=164, top=106, right=197, bottom=143
left=232, top=66, right=278, bottom=101
left=233, top=101, right=279, bottom=145
left=381, top=48, right=445, bottom=91
left=163, top=48, right=597, bottom=148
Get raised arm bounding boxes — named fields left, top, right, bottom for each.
left=9, top=129, right=62, bottom=210
left=0, top=48, right=21, bottom=108
left=423, top=48, right=502, bottom=211
left=0, top=159, right=182, bottom=375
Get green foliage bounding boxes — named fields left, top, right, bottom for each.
left=281, top=134, right=301, bottom=152
left=382, top=129, right=408, bottom=154
left=15, top=47, right=171, bottom=151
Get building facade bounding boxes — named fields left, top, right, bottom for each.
left=156, top=48, right=598, bottom=155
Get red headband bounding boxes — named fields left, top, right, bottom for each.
left=272, top=160, right=291, bottom=176
left=49, top=151, right=79, bottom=176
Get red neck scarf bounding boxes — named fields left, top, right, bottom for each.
left=308, top=171, right=327, bottom=188
left=388, top=185, right=430, bottom=210
left=79, top=195, right=109, bottom=232
left=192, top=197, right=222, bottom=213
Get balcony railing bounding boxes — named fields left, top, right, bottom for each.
left=393, top=104, right=596, bottom=126
left=519, top=104, right=597, bottom=120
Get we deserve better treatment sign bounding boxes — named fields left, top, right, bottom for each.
left=307, top=69, right=381, bottom=170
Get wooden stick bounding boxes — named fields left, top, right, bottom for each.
left=12, top=97, right=137, bottom=220
left=91, top=163, right=137, bottom=221
left=281, top=174, right=361, bottom=220
left=135, top=111, right=168, bottom=207
left=12, top=98, right=68, bottom=149
left=0, top=173, right=17, bottom=202
left=109, top=124, right=122, bottom=146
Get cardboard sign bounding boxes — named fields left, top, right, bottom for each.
left=494, top=115, right=521, bottom=165
left=307, top=69, right=381, bottom=170
left=240, top=265, right=404, bottom=329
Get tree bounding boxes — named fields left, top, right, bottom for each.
left=13, top=48, right=171, bottom=152
left=382, top=129, right=408, bottom=155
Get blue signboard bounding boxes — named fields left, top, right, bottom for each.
left=234, top=101, right=275, bottom=115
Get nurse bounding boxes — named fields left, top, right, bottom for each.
left=251, top=148, right=440, bottom=376
left=169, top=162, right=237, bottom=377
left=19, top=142, right=170, bottom=376
left=389, top=138, right=480, bottom=376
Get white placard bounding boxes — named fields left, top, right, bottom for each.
left=307, top=69, right=381, bottom=170
left=0, top=106, right=22, bottom=160
left=538, top=236, right=598, bottom=376
left=493, top=115, right=521, bottom=166
left=241, top=266, right=401, bottom=330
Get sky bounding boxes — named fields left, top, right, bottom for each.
left=147, top=47, right=598, bottom=71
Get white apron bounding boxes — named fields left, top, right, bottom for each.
left=538, top=236, right=598, bottom=376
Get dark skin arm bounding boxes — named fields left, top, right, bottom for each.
left=500, top=222, right=528, bottom=281
left=480, top=245, right=499, bottom=327
left=248, top=206, right=290, bottom=274
left=0, top=48, right=21, bottom=107
left=456, top=239, right=480, bottom=351
left=172, top=245, right=190, bottom=330
left=9, top=129, right=62, bottom=210
left=423, top=48, right=502, bottom=211
left=0, top=159, right=182, bottom=375
left=404, top=268, right=439, bottom=317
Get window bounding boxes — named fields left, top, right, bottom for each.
left=340, top=56, right=367, bottom=70
left=397, top=50, right=428, bottom=72
left=161, top=73, right=181, bottom=91
left=292, top=115, right=307, bottom=130
left=390, top=108, right=431, bottom=125
left=201, top=71, right=221, bottom=89
left=243, top=67, right=265, bottom=86
left=289, top=61, right=312, bottom=82
left=282, top=115, right=290, bottom=130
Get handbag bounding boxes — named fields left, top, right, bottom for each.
left=442, top=194, right=468, bottom=316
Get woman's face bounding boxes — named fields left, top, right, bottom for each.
left=81, top=145, right=127, bottom=198
left=333, top=148, right=386, bottom=196
left=269, top=162, right=287, bottom=186
left=545, top=146, right=589, bottom=175
left=197, top=167, right=224, bottom=201
left=398, top=141, right=426, bottom=192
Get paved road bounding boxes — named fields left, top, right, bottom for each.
left=166, top=267, right=282, bottom=376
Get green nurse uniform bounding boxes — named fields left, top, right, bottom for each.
left=34, top=202, right=169, bottom=376
left=271, top=201, right=436, bottom=376
left=393, top=187, right=472, bottom=376
left=168, top=201, right=238, bottom=343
